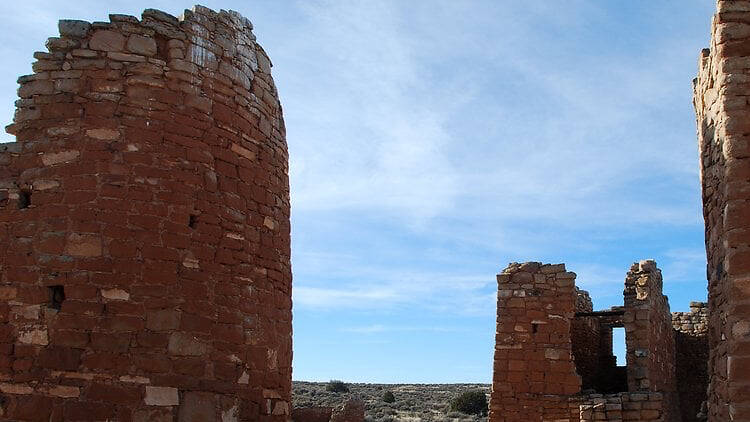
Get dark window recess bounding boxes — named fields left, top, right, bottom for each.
left=532, top=323, right=539, bottom=334
left=154, top=33, right=169, bottom=61
left=18, top=189, right=31, bottom=209
left=48, top=285, right=65, bottom=310
left=189, top=214, right=198, bottom=228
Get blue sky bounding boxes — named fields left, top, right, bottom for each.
left=0, top=1, right=715, bottom=383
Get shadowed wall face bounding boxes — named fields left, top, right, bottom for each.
left=0, top=5, right=291, bottom=421
left=694, top=1, right=750, bottom=421
left=673, top=303, right=709, bottom=422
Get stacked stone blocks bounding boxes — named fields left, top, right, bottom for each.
left=579, top=392, right=665, bottom=422
left=694, top=1, right=750, bottom=421
left=0, top=5, right=291, bottom=421
left=622, top=261, right=679, bottom=420
left=673, top=303, right=709, bottom=422
left=490, top=260, right=707, bottom=422
left=489, top=262, right=581, bottom=422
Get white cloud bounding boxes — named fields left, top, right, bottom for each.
left=275, top=0, right=706, bottom=235
left=340, top=325, right=471, bottom=334
left=281, top=0, right=466, bottom=223
left=293, top=267, right=496, bottom=316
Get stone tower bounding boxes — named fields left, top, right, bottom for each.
left=0, top=5, right=291, bottom=421
left=694, top=1, right=750, bottom=421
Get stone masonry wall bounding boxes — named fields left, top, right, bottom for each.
left=571, top=289, right=601, bottom=391
left=579, top=392, right=665, bottom=422
left=490, top=260, right=695, bottom=422
left=622, top=260, right=679, bottom=422
left=0, top=5, right=291, bottom=421
left=672, top=302, right=709, bottom=422
left=694, top=1, right=750, bottom=421
left=489, top=262, right=581, bottom=422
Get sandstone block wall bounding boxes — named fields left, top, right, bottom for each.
left=0, top=5, right=291, bottom=421
left=579, top=392, right=664, bottom=422
left=491, top=260, right=701, bottom=422
left=490, top=262, right=581, bottom=422
left=622, top=261, right=679, bottom=422
left=672, top=302, right=709, bottom=422
left=291, top=399, right=365, bottom=422
left=292, top=406, right=333, bottom=422
left=571, top=289, right=602, bottom=390
left=694, top=1, right=750, bottom=420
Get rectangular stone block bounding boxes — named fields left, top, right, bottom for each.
left=145, top=386, right=179, bottom=406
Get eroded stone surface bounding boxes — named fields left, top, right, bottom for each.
left=0, top=5, right=291, bottom=422
left=490, top=261, right=699, bottom=422
left=694, top=2, right=750, bottom=421
left=89, top=30, right=125, bottom=52
left=144, top=386, right=179, bottom=406
left=292, top=406, right=333, bottom=422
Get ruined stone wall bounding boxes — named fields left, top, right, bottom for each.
left=579, top=392, right=665, bottom=422
left=622, top=260, right=679, bottom=422
left=489, top=262, right=581, bottom=422
left=490, top=260, right=695, bottom=422
left=291, top=399, right=365, bottom=422
left=571, top=289, right=601, bottom=390
left=672, top=302, right=709, bottom=422
left=0, top=6, right=291, bottom=421
left=694, top=1, right=750, bottom=421
left=573, top=307, right=625, bottom=395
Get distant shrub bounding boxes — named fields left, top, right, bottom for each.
left=326, top=379, right=349, bottom=393
left=382, top=391, right=395, bottom=403
left=449, top=390, right=488, bottom=416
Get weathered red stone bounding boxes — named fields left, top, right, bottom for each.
left=0, top=5, right=290, bottom=421
left=490, top=261, right=699, bottom=422
left=696, top=2, right=750, bottom=421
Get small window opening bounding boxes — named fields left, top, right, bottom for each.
left=48, top=285, right=65, bottom=310
left=18, top=189, right=31, bottom=209
left=154, top=33, right=169, bottom=61
left=188, top=214, right=198, bottom=229
left=613, top=327, right=626, bottom=366
left=531, top=323, right=539, bottom=334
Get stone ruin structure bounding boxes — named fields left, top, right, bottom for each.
left=490, top=0, right=750, bottom=421
left=694, top=1, right=750, bottom=420
left=291, top=399, right=366, bottom=422
left=489, top=261, right=708, bottom=422
left=0, top=5, right=291, bottom=421
left=0, top=0, right=746, bottom=421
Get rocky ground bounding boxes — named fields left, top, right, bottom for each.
left=293, top=381, right=490, bottom=422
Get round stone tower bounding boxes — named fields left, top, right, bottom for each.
left=0, top=6, right=291, bottom=421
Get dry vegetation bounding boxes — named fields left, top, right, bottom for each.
left=293, top=381, right=490, bottom=422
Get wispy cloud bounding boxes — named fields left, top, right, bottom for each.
left=293, top=268, right=496, bottom=316
left=279, top=0, right=705, bottom=234
left=340, top=325, right=469, bottom=334
left=282, top=0, right=463, bottom=224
